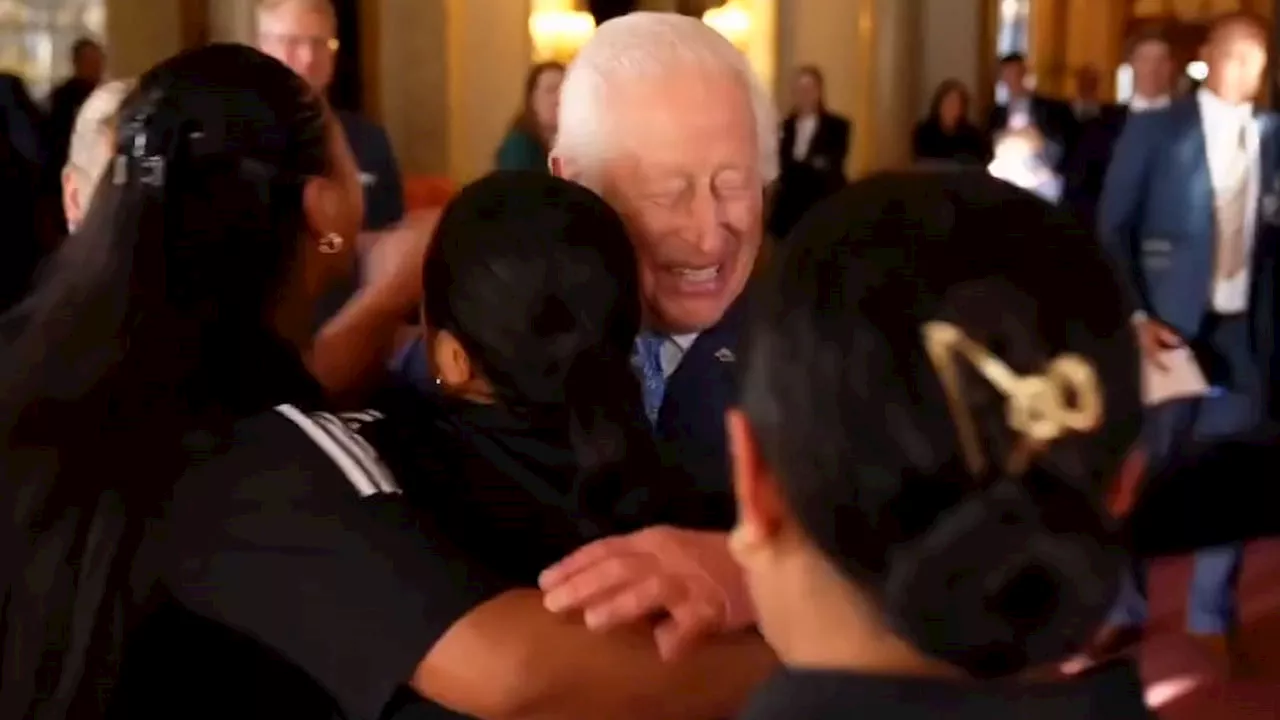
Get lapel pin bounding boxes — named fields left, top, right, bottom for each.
left=715, top=348, right=736, bottom=363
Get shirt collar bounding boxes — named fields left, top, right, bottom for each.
left=1128, top=94, right=1170, bottom=112
left=1197, top=86, right=1253, bottom=122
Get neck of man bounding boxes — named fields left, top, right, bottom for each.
left=1204, top=81, right=1252, bottom=107
left=758, top=549, right=958, bottom=679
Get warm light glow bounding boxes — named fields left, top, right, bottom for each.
left=702, top=1, right=752, bottom=49
left=529, top=2, right=596, bottom=63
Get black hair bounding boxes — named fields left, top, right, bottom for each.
left=422, top=171, right=657, bottom=515
left=511, top=62, right=565, bottom=149
left=0, top=43, right=329, bottom=717
left=1125, top=24, right=1171, bottom=59
left=741, top=171, right=1143, bottom=679
left=71, top=37, right=101, bottom=63
left=999, top=53, right=1026, bottom=66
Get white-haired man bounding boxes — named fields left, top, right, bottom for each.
left=61, top=78, right=134, bottom=231
left=536, top=14, right=778, bottom=658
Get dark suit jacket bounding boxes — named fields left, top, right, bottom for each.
left=987, top=94, right=1079, bottom=172
left=1099, top=98, right=1280, bottom=417
left=1098, top=98, right=1278, bottom=334
left=315, top=112, right=406, bottom=328
left=1064, top=103, right=1127, bottom=228
left=652, top=297, right=749, bottom=530
left=769, top=111, right=851, bottom=240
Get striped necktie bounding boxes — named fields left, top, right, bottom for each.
left=633, top=332, right=667, bottom=425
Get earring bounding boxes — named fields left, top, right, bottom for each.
left=317, top=232, right=345, bottom=254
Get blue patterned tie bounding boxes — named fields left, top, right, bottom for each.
left=634, top=332, right=667, bottom=424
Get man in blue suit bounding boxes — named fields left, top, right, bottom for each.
left=1089, top=12, right=1278, bottom=672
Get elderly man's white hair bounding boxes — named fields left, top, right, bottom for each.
left=66, top=79, right=135, bottom=186
left=554, top=12, right=779, bottom=185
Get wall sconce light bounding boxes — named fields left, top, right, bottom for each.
left=702, top=0, right=751, bottom=49
left=529, top=1, right=596, bottom=63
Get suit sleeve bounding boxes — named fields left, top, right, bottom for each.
left=832, top=117, right=851, bottom=170
left=164, top=417, right=512, bottom=720
left=365, top=125, right=406, bottom=230
left=1098, top=112, right=1160, bottom=314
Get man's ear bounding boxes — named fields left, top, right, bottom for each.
left=726, top=408, right=786, bottom=553
left=61, top=168, right=81, bottom=230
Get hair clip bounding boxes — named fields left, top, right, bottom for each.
left=921, top=320, right=1104, bottom=477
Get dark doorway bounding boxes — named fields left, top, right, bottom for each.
left=588, top=0, right=637, bottom=24
left=329, top=0, right=362, bottom=112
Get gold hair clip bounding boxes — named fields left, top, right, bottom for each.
left=921, top=321, right=1103, bottom=477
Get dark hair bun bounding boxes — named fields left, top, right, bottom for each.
left=883, top=477, right=1123, bottom=678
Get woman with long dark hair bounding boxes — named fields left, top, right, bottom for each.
left=494, top=62, right=564, bottom=172
left=912, top=79, right=988, bottom=166
left=0, top=45, right=773, bottom=718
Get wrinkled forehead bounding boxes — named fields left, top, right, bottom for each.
left=600, top=72, right=756, bottom=163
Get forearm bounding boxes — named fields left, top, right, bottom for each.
left=308, top=284, right=411, bottom=406
left=416, top=590, right=776, bottom=720
left=518, top=626, right=772, bottom=720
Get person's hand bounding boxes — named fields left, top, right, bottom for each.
left=360, top=209, right=440, bottom=314
left=538, top=526, right=755, bottom=661
left=1135, top=316, right=1184, bottom=371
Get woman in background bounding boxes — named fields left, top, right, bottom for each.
left=494, top=62, right=563, bottom=171
left=729, top=172, right=1151, bottom=718
left=912, top=79, right=988, bottom=166
left=768, top=65, right=851, bottom=240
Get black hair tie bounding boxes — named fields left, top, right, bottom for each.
left=882, top=478, right=1123, bottom=678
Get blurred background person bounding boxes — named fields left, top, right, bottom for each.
left=257, top=0, right=406, bottom=327
left=729, top=171, right=1148, bottom=719
left=987, top=53, right=1077, bottom=174
left=1072, top=65, right=1106, bottom=121
left=42, top=37, right=105, bottom=232
left=0, top=112, right=47, bottom=315
left=988, top=126, right=1063, bottom=204
left=768, top=65, right=850, bottom=241
left=1065, top=29, right=1174, bottom=229
left=0, top=72, right=45, bottom=165
left=1093, top=12, right=1276, bottom=673
left=61, top=78, right=134, bottom=232
left=494, top=61, right=564, bottom=171
left=911, top=78, right=987, bottom=166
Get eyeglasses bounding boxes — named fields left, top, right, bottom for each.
left=259, top=33, right=340, bottom=53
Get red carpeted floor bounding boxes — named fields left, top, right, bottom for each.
left=1137, top=540, right=1280, bottom=718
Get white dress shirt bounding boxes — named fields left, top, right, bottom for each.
left=1006, top=95, right=1034, bottom=130
left=656, top=333, right=698, bottom=378
left=1197, top=88, right=1259, bottom=314
left=1127, top=94, right=1171, bottom=113
left=792, top=114, right=818, bottom=161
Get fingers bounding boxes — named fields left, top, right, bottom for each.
left=580, top=572, right=675, bottom=631
left=541, top=551, right=650, bottom=614
left=539, top=535, right=633, bottom=590
left=653, top=599, right=723, bottom=661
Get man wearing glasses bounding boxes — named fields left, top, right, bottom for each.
left=258, top=0, right=407, bottom=326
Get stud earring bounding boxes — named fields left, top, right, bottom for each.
left=317, top=232, right=345, bottom=254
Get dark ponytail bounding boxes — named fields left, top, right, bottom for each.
left=562, top=346, right=662, bottom=523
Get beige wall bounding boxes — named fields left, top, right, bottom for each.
left=918, top=0, right=986, bottom=118
left=104, top=0, right=185, bottom=77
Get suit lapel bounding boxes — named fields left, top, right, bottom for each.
left=1177, top=99, right=1214, bottom=226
